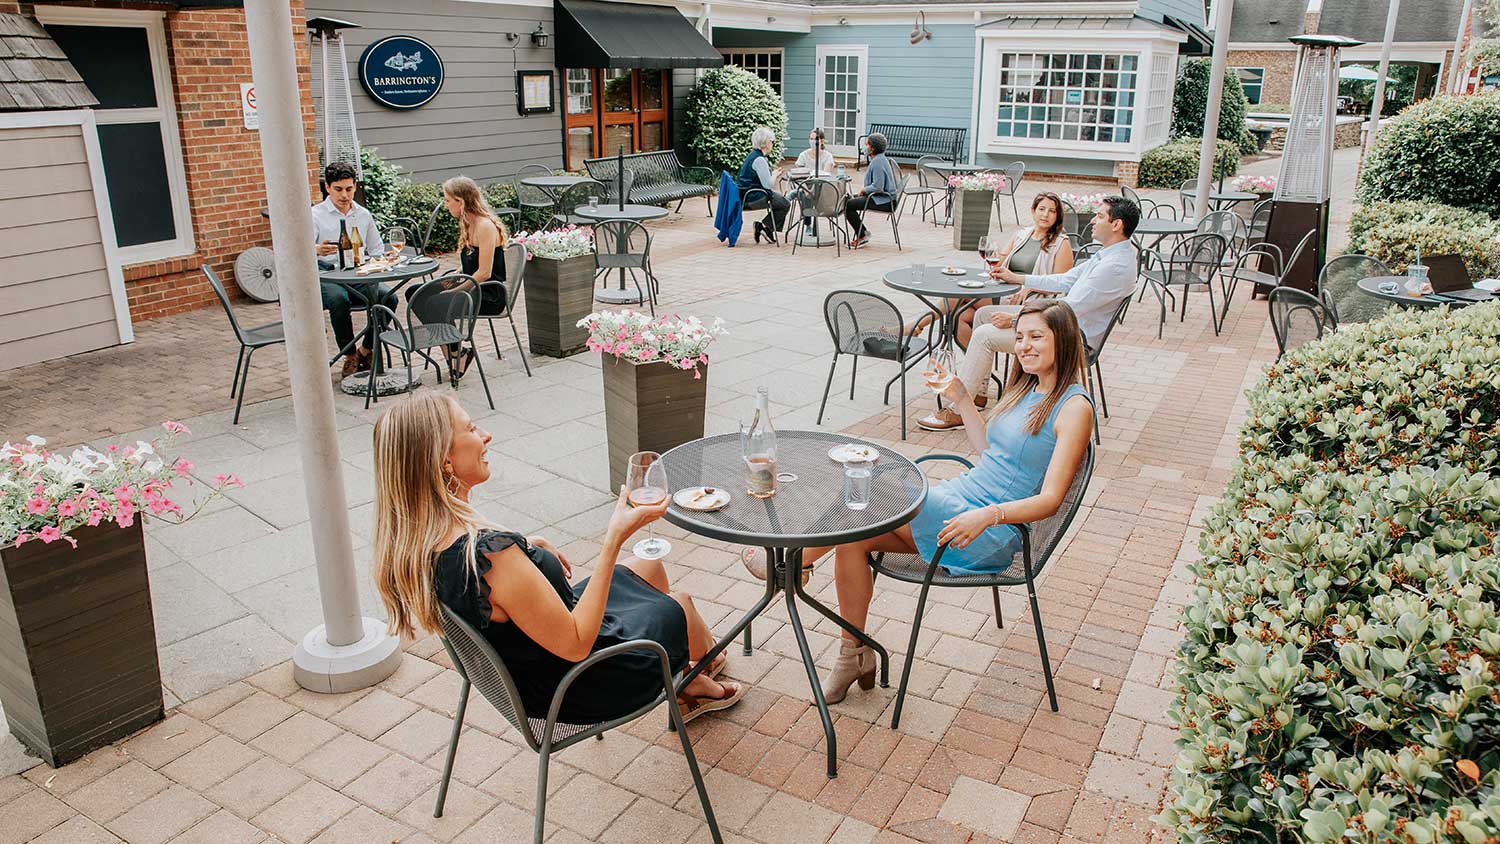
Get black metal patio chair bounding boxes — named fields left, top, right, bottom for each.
left=851, top=160, right=907, bottom=251
left=1217, top=229, right=1314, bottom=328
left=204, top=266, right=286, bottom=425
left=514, top=163, right=556, bottom=220
left=816, top=290, right=930, bottom=440
left=1084, top=295, right=1133, bottom=445
left=870, top=444, right=1095, bottom=725
left=592, top=219, right=658, bottom=314
left=550, top=179, right=609, bottom=229
left=1139, top=232, right=1228, bottom=337
left=433, top=605, right=723, bottom=844
left=370, top=273, right=494, bottom=410
left=1317, top=253, right=1392, bottom=325
left=908, top=155, right=948, bottom=223
left=789, top=178, right=849, bottom=257
left=473, top=242, right=532, bottom=376
left=995, top=160, right=1025, bottom=225
left=1268, top=285, right=1336, bottom=360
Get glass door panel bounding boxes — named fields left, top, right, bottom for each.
left=816, top=47, right=867, bottom=157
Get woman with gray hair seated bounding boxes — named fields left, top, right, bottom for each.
left=737, top=125, right=790, bottom=244
left=843, top=132, right=897, bottom=248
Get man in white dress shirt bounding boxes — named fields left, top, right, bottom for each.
left=312, top=161, right=395, bottom=378
left=919, top=196, right=1139, bottom=431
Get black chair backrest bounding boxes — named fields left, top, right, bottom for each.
left=1318, top=252, right=1391, bottom=325
left=1025, top=443, right=1094, bottom=575
left=1059, top=200, right=1090, bottom=239
left=1076, top=241, right=1103, bottom=262
left=502, top=241, right=528, bottom=304
left=1178, top=179, right=1197, bottom=215
left=1087, top=294, right=1133, bottom=363
left=1247, top=199, right=1273, bottom=244
left=593, top=219, right=650, bottom=258
left=1268, top=285, right=1330, bottom=359
left=1197, top=210, right=1243, bottom=255
left=799, top=178, right=845, bottom=218
left=424, top=200, right=446, bottom=254
left=1172, top=232, right=1227, bottom=284
left=514, top=164, right=553, bottom=206
left=823, top=289, right=909, bottom=359
left=1120, top=184, right=1141, bottom=207
left=202, top=265, right=248, bottom=343
left=1000, top=161, right=1024, bottom=194
left=557, top=179, right=608, bottom=215
left=438, top=604, right=540, bottom=750
left=408, top=274, right=481, bottom=341
left=1279, top=230, right=1317, bottom=286
left=915, top=155, right=948, bottom=189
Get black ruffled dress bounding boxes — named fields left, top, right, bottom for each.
left=432, top=530, right=689, bottom=724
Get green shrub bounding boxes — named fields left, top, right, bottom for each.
left=1356, top=92, right=1500, bottom=216
left=1161, top=303, right=1500, bottom=844
left=1138, top=138, right=1240, bottom=188
left=1172, top=58, right=1255, bottom=154
left=682, top=65, right=788, bottom=176
left=386, top=180, right=554, bottom=254
left=358, top=146, right=404, bottom=227
left=1347, top=200, right=1500, bottom=275
left=1469, top=39, right=1500, bottom=79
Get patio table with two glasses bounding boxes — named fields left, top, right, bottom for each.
left=882, top=264, right=1020, bottom=401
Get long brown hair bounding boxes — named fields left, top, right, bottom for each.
left=443, top=176, right=508, bottom=252
left=992, top=300, right=1087, bottom=435
left=1030, top=192, right=1066, bottom=254
left=372, top=392, right=497, bottom=639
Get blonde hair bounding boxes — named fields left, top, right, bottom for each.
left=372, top=392, right=496, bottom=639
left=992, top=300, right=1088, bottom=435
left=442, top=176, right=508, bottom=252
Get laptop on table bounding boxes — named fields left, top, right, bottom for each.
left=1424, top=254, right=1497, bottom=303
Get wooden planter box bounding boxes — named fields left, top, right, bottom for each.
left=602, top=357, right=708, bottom=490
left=952, top=190, right=993, bottom=251
left=0, top=521, right=163, bottom=767
left=524, top=253, right=597, bottom=358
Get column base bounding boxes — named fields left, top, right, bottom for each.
left=293, top=617, right=403, bottom=694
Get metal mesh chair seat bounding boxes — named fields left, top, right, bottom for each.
left=1318, top=253, right=1392, bottom=324
left=1269, top=285, right=1334, bottom=359
left=378, top=322, right=463, bottom=351
left=870, top=549, right=1026, bottom=586
left=240, top=322, right=286, bottom=345
left=1141, top=266, right=1213, bottom=287
left=1226, top=267, right=1277, bottom=287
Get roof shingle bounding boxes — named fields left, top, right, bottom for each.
left=0, top=12, right=97, bottom=112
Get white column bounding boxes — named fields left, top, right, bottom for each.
left=1450, top=0, right=1475, bottom=92
left=1362, top=0, right=1400, bottom=164
left=243, top=0, right=401, bottom=693
left=1191, top=0, right=1234, bottom=222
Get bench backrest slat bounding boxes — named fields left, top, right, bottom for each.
left=861, top=123, right=967, bottom=165
left=584, top=150, right=686, bottom=190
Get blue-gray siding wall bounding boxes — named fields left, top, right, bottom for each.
left=1136, top=0, right=1207, bottom=27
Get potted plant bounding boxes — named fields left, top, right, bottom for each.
left=1231, top=174, right=1276, bottom=223
left=578, top=310, right=726, bottom=489
left=0, top=425, right=240, bottom=767
left=1058, top=191, right=1106, bottom=240
left=517, top=225, right=597, bottom=358
left=950, top=172, right=1007, bottom=251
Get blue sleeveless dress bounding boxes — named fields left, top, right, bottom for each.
left=909, top=384, right=1090, bottom=575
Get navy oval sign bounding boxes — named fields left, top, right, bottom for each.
left=358, top=35, right=444, bottom=110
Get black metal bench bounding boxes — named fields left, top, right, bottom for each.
left=584, top=150, right=714, bottom=214
left=857, top=124, right=967, bottom=168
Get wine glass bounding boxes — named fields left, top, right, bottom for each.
left=626, top=451, right=672, bottom=560
left=926, top=345, right=957, bottom=395
left=976, top=234, right=991, bottom=269
left=386, top=226, right=408, bottom=258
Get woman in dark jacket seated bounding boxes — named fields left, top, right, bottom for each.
left=737, top=125, right=790, bottom=244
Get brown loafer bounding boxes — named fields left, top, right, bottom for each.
left=974, top=394, right=988, bottom=410
left=917, top=408, right=965, bottom=431
left=339, top=350, right=367, bottom=379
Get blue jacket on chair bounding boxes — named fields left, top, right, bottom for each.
left=714, top=171, right=743, bottom=246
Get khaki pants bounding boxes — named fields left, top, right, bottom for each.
left=956, top=304, right=1020, bottom=397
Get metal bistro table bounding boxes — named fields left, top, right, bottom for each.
left=572, top=203, right=670, bottom=305
left=664, top=430, right=926, bottom=778
left=883, top=265, right=1019, bottom=350
left=319, top=254, right=438, bottom=397
left=1356, top=276, right=1495, bottom=308
left=1181, top=188, right=1258, bottom=211
left=1132, top=218, right=1195, bottom=252
left=520, top=174, right=592, bottom=220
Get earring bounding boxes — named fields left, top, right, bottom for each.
left=444, top=473, right=461, bottom=496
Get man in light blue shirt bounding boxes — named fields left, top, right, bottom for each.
left=920, top=196, right=1139, bottom=432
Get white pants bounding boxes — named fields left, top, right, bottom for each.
left=956, top=304, right=1020, bottom=397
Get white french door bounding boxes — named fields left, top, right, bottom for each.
left=815, top=45, right=868, bottom=158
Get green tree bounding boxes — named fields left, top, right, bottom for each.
left=682, top=66, right=788, bottom=175
left=1171, top=58, right=1255, bottom=154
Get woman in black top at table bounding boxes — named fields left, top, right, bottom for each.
left=435, top=176, right=507, bottom=377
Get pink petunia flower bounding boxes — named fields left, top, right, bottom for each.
left=37, top=526, right=61, bottom=544
left=115, top=483, right=135, bottom=501
left=85, top=511, right=104, bottom=527
left=26, top=495, right=49, bottom=515
left=162, top=421, right=190, bottom=435
left=57, top=499, right=79, bottom=518
left=13, top=533, right=29, bottom=548
left=173, top=458, right=194, bottom=478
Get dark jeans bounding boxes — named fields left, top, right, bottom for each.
left=743, top=191, right=790, bottom=234
left=845, top=195, right=893, bottom=237
left=320, top=281, right=395, bottom=352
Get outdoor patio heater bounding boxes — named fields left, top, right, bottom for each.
left=1268, top=34, right=1363, bottom=291
left=307, top=17, right=362, bottom=179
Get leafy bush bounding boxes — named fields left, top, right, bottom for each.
left=682, top=65, right=788, bottom=176
left=1469, top=39, right=1500, bottom=79
left=1347, top=200, right=1500, bottom=275
left=1172, top=58, right=1257, bottom=154
left=1138, top=138, right=1240, bottom=188
left=358, top=146, right=404, bottom=227
left=1357, top=92, right=1500, bottom=216
left=1161, top=303, right=1500, bottom=844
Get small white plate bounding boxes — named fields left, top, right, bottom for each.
left=1378, top=281, right=1400, bottom=294
left=957, top=280, right=985, bottom=289
left=828, top=443, right=879, bottom=464
left=674, top=486, right=730, bottom=512
left=940, top=267, right=967, bottom=276
left=409, top=256, right=435, bottom=264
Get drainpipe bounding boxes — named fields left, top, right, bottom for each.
left=1191, top=0, right=1233, bottom=222
left=243, top=0, right=402, bottom=693
left=1362, top=0, right=1399, bottom=167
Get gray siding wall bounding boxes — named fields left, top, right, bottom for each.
left=0, top=123, right=121, bottom=371
left=306, top=0, right=564, bottom=184
left=1137, top=0, right=1207, bottom=27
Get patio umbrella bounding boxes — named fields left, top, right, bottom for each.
left=1339, top=65, right=1397, bottom=83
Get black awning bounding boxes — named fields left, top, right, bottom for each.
left=1164, top=15, right=1214, bottom=55
left=554, top=0, right=722, bottom=69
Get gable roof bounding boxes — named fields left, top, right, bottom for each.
left=1228, top=0, right=1308, bottom=43
left=0, top=13, right=97, bottom=111
left=1316, top=0, right=1466, bottom=42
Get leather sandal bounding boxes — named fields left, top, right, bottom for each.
left=678, top=680, right=745, bottom=724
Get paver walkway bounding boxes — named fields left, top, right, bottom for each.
left=0, top=151, right=1342, bottom=843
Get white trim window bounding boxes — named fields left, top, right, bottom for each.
left=35, top=6, right=195, bottom=264
left=815, top=44, right=868, bottom=157
left=1145, top=51, right=1176, bottom=144
left=994, top=51, right=1138, bottom=144
left=1233, top=66, right=1265, bottom=104
left=722, top=49, right=784, bottom=97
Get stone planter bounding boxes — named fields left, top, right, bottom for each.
left=602, top=357, right=708, bottom=490
left=524, top=253, right=597, bottom=358
left=0, top=521, right=163, bottom=767
left=952, top=189, right=993, bottom=251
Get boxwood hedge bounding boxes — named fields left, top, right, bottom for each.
left=1356, top=92, right=1500, bottom=216
left=1161, top=303, right=1500, bottom=844
left=1139, top=138, right=1240, bottom=189
left=1347, top=201, right=1500, bottom=277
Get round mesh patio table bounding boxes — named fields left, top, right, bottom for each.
left=662, top=430, right=926, bottom=778
left=319, top=258, right=439, bottom=398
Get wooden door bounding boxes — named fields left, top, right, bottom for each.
left=561, top=69, right=672, bottom=169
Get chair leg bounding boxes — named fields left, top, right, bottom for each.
left=470, top=346, right=496, bottom=411
left=1010, top=193, right=1019, bottom=228
left=991, top=586, right=1004, bottom=629
left=891, top=581, right=933, bottom=730
left=230, top=346, right=246, bottom=398
left=233, top=347, right=255, bottom=425
left=899, top=361, right=908, bottom=440
left=433, top=679, right=470, bottom=817
left=488, top=320, right=502, bottom=360
left=1207, top=280, right=1222, bottom=336
left=1095, top=360, right=1110, bottom=418
left=1085, top=365, right=1101, bottom=445
left=533, top=752, right=551, bottom=844
left=816, top=353, right=838, bottom=426
left=667, top=680, right=725, bottom=843
left=509, top=315, right=533, bottom=377
left=849, top=353, right=858, bottom=400
left=1027, top=583, right=1059, bottom=712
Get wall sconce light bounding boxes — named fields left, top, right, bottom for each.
left=767, top=15, right=776, bottom=23
left=530, top=23, right=550, bottom=48
left=837, top=17, right=849, bottom=26
left=910, top=11, right=932, bottom=44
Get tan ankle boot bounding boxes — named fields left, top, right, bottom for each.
left=821, top=640, right=875, bottom=704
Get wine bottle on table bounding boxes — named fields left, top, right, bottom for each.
left=743, top=387, right=778, bottom=499
left=337, top=219, right=352, bottom=271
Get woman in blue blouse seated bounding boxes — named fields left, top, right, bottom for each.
left=738, top=126, right=791, bottom=244
left=803, top=299, right=1094, bottom=703
left=843, top=132, right=898, bottom=249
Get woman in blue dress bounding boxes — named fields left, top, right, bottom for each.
left=809, top=299, right=1094, bottom=704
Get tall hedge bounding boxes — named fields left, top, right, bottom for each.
left=1171, top=58, right=1257, bottom=155
left=1347, top=201, right=1500, bottom=276
left=1161, top=303, right=1500, bottom=844
left=1138, top=138, right=1240, bottom=188
left=682, top=65, right=788, bottom=176
left=1356, top=92, right=1500, bottom=216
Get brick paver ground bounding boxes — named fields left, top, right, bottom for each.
left=0, top=152, right=1331, bottom=843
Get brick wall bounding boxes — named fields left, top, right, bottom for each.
left=1228, top=49, right=1299, bottom=107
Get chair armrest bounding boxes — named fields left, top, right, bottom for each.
left=742, top=187, right=773, bottom=205
left=367, top=303, right=406, bottom=342
left=915, top=453, right=975, bottom=469
left=865, top=190, right=896, bottom=206
left=683, top=165, right=714, bottom=183
left=540, top=638, right=676, bottom=746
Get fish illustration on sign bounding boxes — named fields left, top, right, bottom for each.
left=384, top=51, right=424, bottom=72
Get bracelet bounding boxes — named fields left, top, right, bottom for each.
left=991, top=504, right=1005, bottom=528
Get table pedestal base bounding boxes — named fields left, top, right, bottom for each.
left=339, top=367, right=421, bottom=398
left=675, top=547, right=889, bottom=779
left=795, top=218, right=839, bottom=247
left=594, top=287, right=645, bottom=305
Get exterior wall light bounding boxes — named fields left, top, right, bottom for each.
left=910, top=11, right=932, bottom=44
left=530, top=23, right=550, bottom=48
